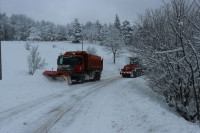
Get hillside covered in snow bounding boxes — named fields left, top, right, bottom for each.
left=0, top=41, right=200, bottom=133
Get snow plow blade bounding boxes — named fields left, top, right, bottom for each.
left=43, top=71, right=71, bottom=85
left=43, top=71, right=65, bottom=76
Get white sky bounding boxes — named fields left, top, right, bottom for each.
left=0, top=0, right=169, bottom=25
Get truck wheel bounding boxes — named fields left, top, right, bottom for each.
left=136, top=70, right=139, bottom=77
left=92, top=73, right=96, bottom=81
left=134, top=70, right=140, bottom=78
left=138, top=70, right=141, bottom=77
left=96, top=73, right=101, bottom=81
left=133, top=71, right=136, bottom=78
left=122, top=74, right=126, bottom=78
left=80, top=74, right=85, bottom=83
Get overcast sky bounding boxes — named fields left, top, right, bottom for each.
left=1, top=0, right=169, bottom=25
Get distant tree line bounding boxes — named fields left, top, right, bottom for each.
left=0, top=13, right=133, bottom=45
left=0, top=13, right=134, bottom=63
left=130, top=0, right=200, bottom=122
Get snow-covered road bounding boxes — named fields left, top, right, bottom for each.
left=0, top=76, right=122, bottom=133
left=1, top=76, right=199, bottom=133
left=0, top=41, right=200, bottom=133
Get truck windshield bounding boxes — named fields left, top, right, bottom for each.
left=59, top=57, right=82, bottom=66
left=130, top=58, right=139, bottom=65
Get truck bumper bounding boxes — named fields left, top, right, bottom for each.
left=120, top=71, right=132, bottom=75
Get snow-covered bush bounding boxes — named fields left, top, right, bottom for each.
left=25, top=42, right=31, bottom=50
left=27, top=45, right=47, bottom=75
left=86, top=46, right=97, bottom=55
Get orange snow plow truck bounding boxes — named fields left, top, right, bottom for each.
left=43, top=51, right=103, bottom=84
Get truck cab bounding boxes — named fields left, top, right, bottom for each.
left=57, top=55, right=84, bottom=73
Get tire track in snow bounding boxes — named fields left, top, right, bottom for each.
left=0, top=78, right=118, bottom=123
left=28, top=76, right=121, bottom=133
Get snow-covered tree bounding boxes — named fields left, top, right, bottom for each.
left=27, top=45, right=47, bottom=75
left=71, top=18, right=82, bottom=43
left=114, top=14, right=121, bottom=32
left=100, top=23, right=108, bottom=45
left=130, top=0, right=200, bottom=122
left=9, top=14, right=34, bottom=41
left=122, top=20, right=132, bottom=45
left=105, top=25, right=124, bottom=63
left=82, top=21, right=96, bottom=43
left=56, top=25, right=68, bottom=40
left=0, top=13, right=12, bottom=40
left=86, top=46, right=97, bottom=55
left=95, top=20, right=103, bottom=42
left=26, top=27, right=41, bottom=41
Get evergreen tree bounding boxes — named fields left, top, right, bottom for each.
left=0, top=13, right=12, bottom=40
left=122, top=20, right=132, bottom=45
left=82, top=21, right=95, bottom=42
left=26, top=27, right=41, bottom=41
left=71, top=18, right=82, bottom=43
left=101, top=24, right=108, bottom=45
left=56, top=25, right=68, bottom=41
left=96, top=20, right=103, bottom=43
left=95, top=20, right=103, bottom=42
left=9, top=14, right=34, bottom=40
left=114, top=14, right=121, bottom=32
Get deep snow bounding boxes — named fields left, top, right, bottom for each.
left=0, top=41, right=199, bottom=133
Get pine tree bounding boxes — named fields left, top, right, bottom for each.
left=122, top=20, right=132, bottom=45
left=26, top=27, right=41, bottom=41
left=95, top=20, right=103, bottom=42
left=71, top=18, right=82, bottom=43
left=114, top=14, right=121, bottom=32
left=82, top=21, right=96, bottom=43
left=101, top=24, right=108, bottom=45
left=0, top=13, right=11, bottom=40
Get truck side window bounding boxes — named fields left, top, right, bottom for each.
left=59, top=57, right=63, bottom=64
left=138, top=60, right=140, bottom=67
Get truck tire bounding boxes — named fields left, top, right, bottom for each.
left=92, top=73, right=97, bottom=81
left=137, top=69, right=142, bottom=77
left=92, top=72, right=100, bottom=81
left=96, top=73, right=101, bottom=81
left=135, top=70, right=141, bottom=77
left=136, top=70, right=139, bottom=77
left=133, top=71, right=137, bottom=78
left=80, top=74, right=85, bottom=83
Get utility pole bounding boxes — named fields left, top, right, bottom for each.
left=82, top=36, right=83, bottom=51
left=0, top=41, right=2, bottom=80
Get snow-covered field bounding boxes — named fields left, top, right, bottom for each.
left=0, top=41, right=199, bottom=133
